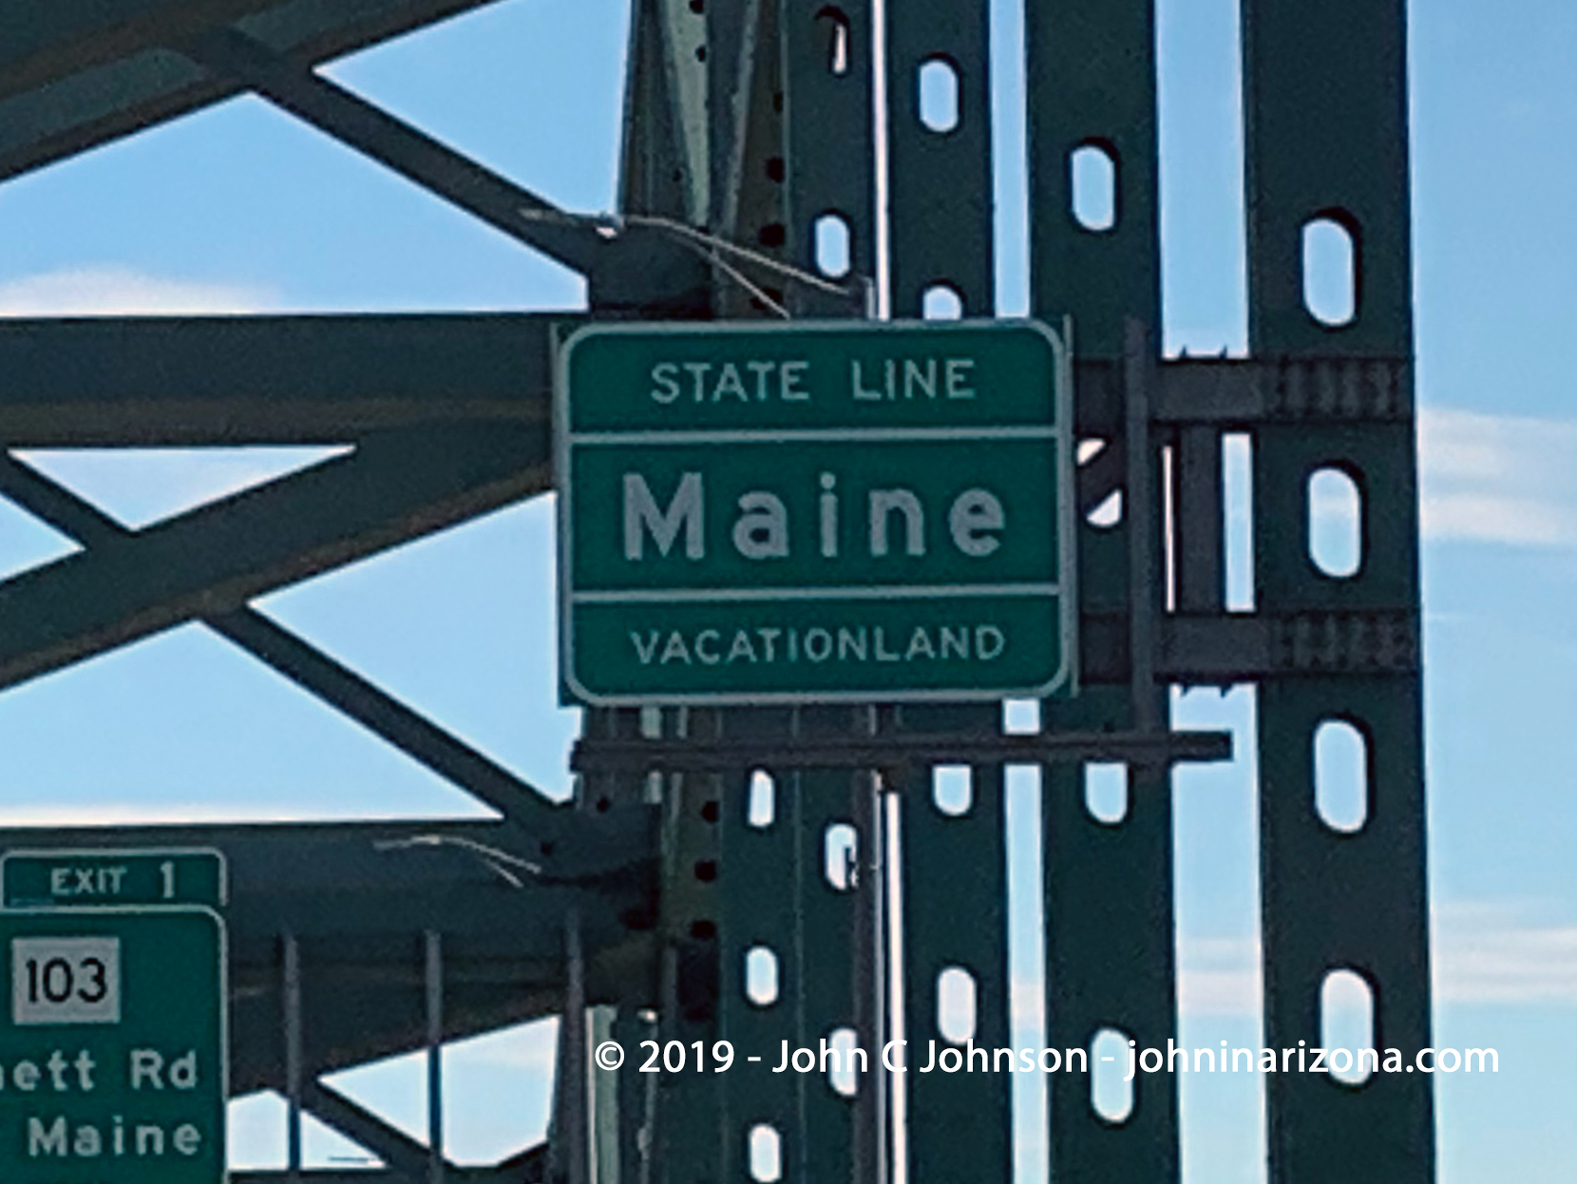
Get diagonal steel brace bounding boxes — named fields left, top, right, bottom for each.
left=0, top=449, right=553, bottom=822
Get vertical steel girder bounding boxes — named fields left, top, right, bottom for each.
left=783, top=0, right=875, bottom=312
left=883, top=2, right=1012, bottom=1179
left=1243, top=1, right=1433, bottom=1181
left=1027, top=3, right=1180, bottom=1183
left=885, top=0, right=993, bottom=316
left=619, top=8, right=888, bottom=1184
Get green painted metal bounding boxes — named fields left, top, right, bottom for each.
left=783, top=0, right=875, bottom=311
left=0, top=907, right=226, bottom=1183
left=0, top=423, right=544, bottom=693
left=1243, top=1, right=1433, bottom=1181
left=1027, top=4, right=1180, bottom=1183
left=1039, top=690, right=1179, bottom=1184
left=184, top=27, right=606, bottom=275
left=880, top=4, right=1016, bottom=1175
left=897, top=751, right=1011, bottom=1184
left=884, top=0, right=994, bottom=316
left=1026, top=0, right=1159, bottom=361
left=0, top=314, right=568, bottom=447
left=619, top=0, right=701, bottom=228
left=0, top=0, right=495, bottom=183
left=0, top=816, right=652, bottom=1098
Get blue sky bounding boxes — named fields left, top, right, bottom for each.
left=1, top=0, right=1575, bottom=1180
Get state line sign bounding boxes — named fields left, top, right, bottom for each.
left=556, top=319, right=1076, bottom=705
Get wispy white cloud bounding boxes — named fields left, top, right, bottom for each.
left=1172, top=901, right=1577, bottom=1017
left=1418, top=407, right=1577, bottom=547
left=1433, top=900, right=1577, bottom=1007
left=0, top=266, right=276, bottom=317
left=1178, top=936, right=1261, bottom=1017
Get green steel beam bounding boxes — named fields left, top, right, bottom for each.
left=0, top=452, right=570, bottom=824
left=1028, top=2, right=1179, bottom=1181
left=0, top=313, right=1404, bottom=447
left=0, top=314, right=565, bottom=447
left=0, top=0, right=498, bottom=183
left=782, top=0, right=875, bottom=310
left=885, top=0, right=993, bottom=315
left=0, top=422, right=546, bottom=692
left=1026, top=0, right=1159, bottom=360
left=881, top=2, right=1013, bottom=1176
left=618, top=0, right=700, bottom=227
left=1242, top=0, right=1412, bottom=357
left=1243, top=0, right=1433, bottom=1180
left=301, top=1080, right=436, bottom=1182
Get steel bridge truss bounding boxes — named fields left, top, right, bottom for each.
left=0, top=0, right=1431, bottom=1181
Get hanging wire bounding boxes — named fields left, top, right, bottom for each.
left=374, top=834, right=544, bottom=886
left=517, top=207, right=870, bottom=314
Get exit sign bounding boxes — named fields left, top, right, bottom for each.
left=3, top=850, right=226, bottom=912
left=556, top=319, right=1076, bottom=705
left=0, top=908, right=225, bottom=1184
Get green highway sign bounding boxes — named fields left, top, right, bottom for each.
left=0, top=908, right=226, bottom=1183
left=556, top=319, right=1076, bottom=704
left=3, top=850, right=226, bottom=912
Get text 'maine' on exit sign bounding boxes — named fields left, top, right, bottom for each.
left=556, top=319, right=1076, bottom=706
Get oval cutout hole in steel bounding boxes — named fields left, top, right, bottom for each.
left=816, top=7, right=850, bottom=76
left=824, top=823, right=858, bottom=890
left=1084, top=762, right=1129, bottom=824
left=749, top=1124, right=783, bottom=1182
left=814, top=213, right=852, bottom=278
left=1303, top=216, right=1357, bottom=327
left=1090, top=1028, right=1134, bottom=1123
left=932, top=765, right=972, bottom=816
left=1070, top=144, right=1118, bottom=232
left=1321, top=968, right=1375, bottom=1086
left=1314, top=720, right=1368, bottom=833
left=747, top=770, right=776, bottom=829
left=1308, top=467, right=1362, bottom=577
left=936, top=966, right=977, bottom=1044
left=921, top=284, right=963, bottom=320
left=825, top=1027, right=860, bottom=1096
left=1087, top=489, right=1123, bottom=529
left=918, top=58, right=960, bottom=133
left=745, top=945, right=780, bottom=1007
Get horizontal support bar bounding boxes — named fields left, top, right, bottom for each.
left=1161, top=611, right=1419, bottom=681
left=1074, top=355, right=1411, bottom=435
left=1077, top=612, right=1421, bottom=684
left=572, top=728, right=1232, bottom=775
left=0, top=313, right=570, bottom=446
left=0, top=318, right=1408, bottom=447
